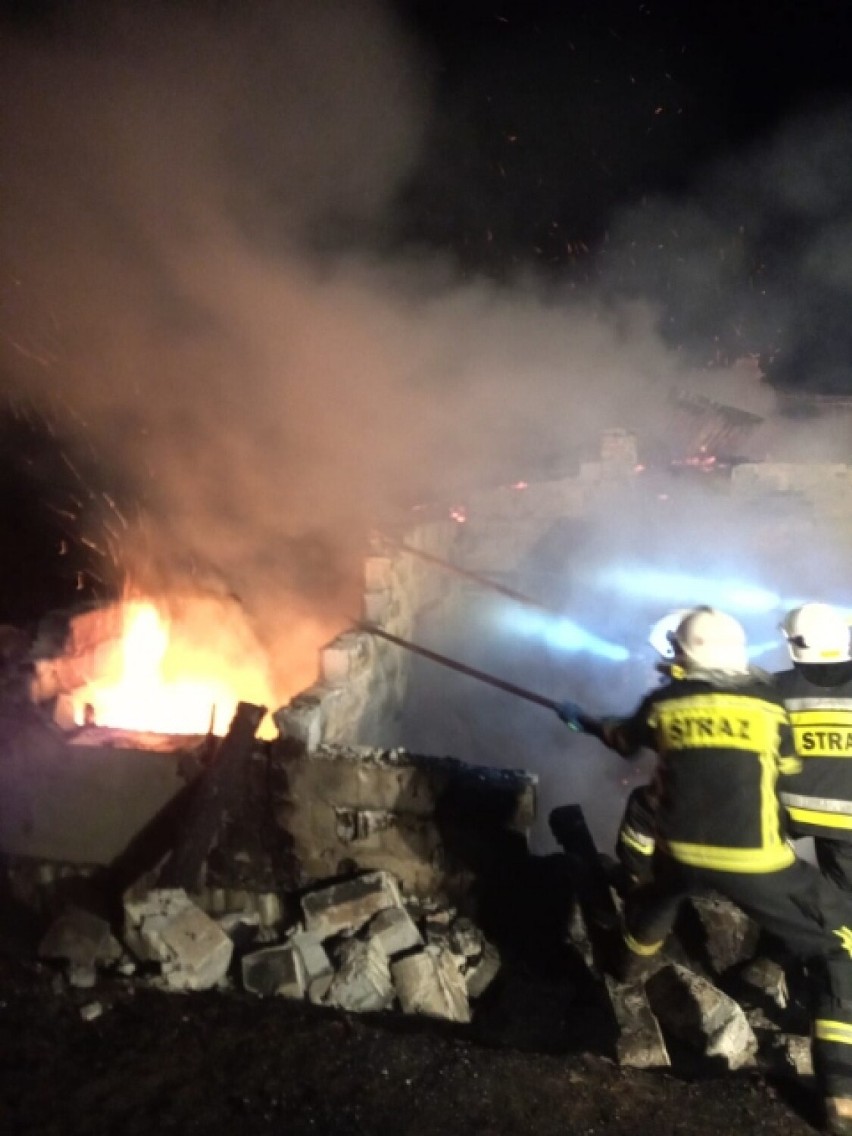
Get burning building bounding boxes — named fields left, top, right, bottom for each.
left=7, top=411, right=852, bottom=914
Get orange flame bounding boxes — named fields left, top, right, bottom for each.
left=71, top=597, right=281, bottom=739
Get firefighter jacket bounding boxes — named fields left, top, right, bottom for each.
left=775, top=661, right=852, bottom=838
left=601, top=673, right=800, bottom=874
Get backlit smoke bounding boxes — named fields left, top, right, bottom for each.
left=3, top=2, right=852, bottom=846
left=498, top=607, right=630, bottom=663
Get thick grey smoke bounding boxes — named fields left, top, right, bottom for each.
left=0, top=0, right=763, bottom=678
left=2, top=0, right=851, bottom=805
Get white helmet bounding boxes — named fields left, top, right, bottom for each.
left=671, top=607, right=749, bottom=674
left=649, top=609, right=692, bottom=658
left=781, top=603, right=852, bottom=664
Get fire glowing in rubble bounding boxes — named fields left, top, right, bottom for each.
left=72, top=598, right=278, bottom=738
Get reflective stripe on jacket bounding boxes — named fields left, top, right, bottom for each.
left=776, top=664, right=852, bottom=837
left=607, top=677, right=798, bottom=874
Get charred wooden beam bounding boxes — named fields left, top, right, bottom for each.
left=157, top=702, right=267, bottom=893
left=549, top=804, right=619, bottom=932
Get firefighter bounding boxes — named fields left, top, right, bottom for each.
left=558, top=606, right=852, bottom=1133
left=611, top=610, right=692, bottom=890
left=776, top=603, right=852, bottom=892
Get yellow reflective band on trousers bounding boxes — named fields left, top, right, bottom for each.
left=790, top=709, right=852, bottom=758
left=663, top=839, right=796, bottom=873
left=619, top=826, right=655, bottom=856
left=623, top=930, right=664, bottom=957
left=815, top=1020, right=852, bottom=1046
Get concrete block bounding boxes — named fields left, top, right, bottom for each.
left=364, top=556, right=393, bottom=593
left=450, top=917, right=483, bottom=959
left=689, top=895, right=761, bottom=975
left=273, top=687, right=326, bottom=751
left=605, top=977, right=671, bottom=1069
left=241, top=944, right=306, bottom=999
left=647, top=964, right=758, bottom=1070
left=367, top=905, right=423, bottom=957
left=301, top=871, right=403, bottom=940
left=391, top=945, right=471, bottom=1023
left=466, top=941, right=501, bottom=999
left=740, top=955, right=789, bottom=1009
left=326, top=938, right=394, bottom=1013
left=287, top=931, right=334, bottom=1001
left=123, top=888, right=234, bottom=992
left=80, top=1002, right=104, bottom=1022
left=363, top=591, right=390, bottom=623
left=38, top=907, right=116, bottom=969
left=68, top=964, right=97, bottom=988
left=321, top=632, right=369, bottom=686
left=768, top=1034, right=813, bottom=1079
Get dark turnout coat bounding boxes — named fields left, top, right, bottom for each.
left=775, top=661, right=852, bottom=839
left=601, top=672, right=800, bottom=874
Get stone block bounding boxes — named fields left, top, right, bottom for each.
left=647, top=964, right=758, bottom=1070
left=38, top=907, right=117, bottom=969
left=242, top=944, right=306, bottom=999
left=604, top=977, right=671, bottom=1069
left=326, top=938, right=394, bottom=1013
left=320, top=632, right=370, bottom=686
left=68, top=964, right=97, bottom=989
left=767, top=1034, right=813, bottom=1079
left=466, top=941, right=501, bottom=999
left=301, top=871, right=403, bottom=940
left=287, top=931, right=334, bottom=1000
left=363, top=591, right=390, bottom=623
left=364, top=556, right=393, bottom=593
left=367, top=905, right=423, bottom=957
left=450, top=917, right=483, bottom=959
left=123, top=888, right=233, bottom=992
left=273, top=687, right=326, bottom=751
left=391, top=945, right=471, bottom=1023
left=689, top=895, right=760, bottom=975
left=739, top=955, right=788, bottom=1009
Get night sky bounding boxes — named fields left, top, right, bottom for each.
left=3, top=0, right=852, bottom=623
left=391, top=1, right=852, bottom=388
left=395, top=1, right=852, bottom=259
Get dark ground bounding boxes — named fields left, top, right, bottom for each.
left=0, top=924, right=823, bottom=1136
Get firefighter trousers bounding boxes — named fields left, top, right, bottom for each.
left=615, top=784, right=656, bottom=886
left=623, top=853, right=852, bottom=1099
left=813, top=836, right=852, bottom=895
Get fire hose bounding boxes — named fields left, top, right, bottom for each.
left=357, top=620, right=597, bottom=733
left=374, top=533, right=555, bottom=616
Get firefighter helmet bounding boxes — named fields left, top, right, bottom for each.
left=671, top=607, right=749, bottom=674
left=649, top=609, right=692, bottom=658
left=781, top=603, right=852, bottom=664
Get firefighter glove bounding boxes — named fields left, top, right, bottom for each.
left=555, top=701, right=588, bottom=732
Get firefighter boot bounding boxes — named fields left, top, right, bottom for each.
left=610, top=933, right=663, bottom=984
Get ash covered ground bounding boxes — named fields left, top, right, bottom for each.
left=0, top=889, right=821, bottom=1136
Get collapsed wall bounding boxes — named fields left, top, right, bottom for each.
left=9, top=426, right=852, bottom=921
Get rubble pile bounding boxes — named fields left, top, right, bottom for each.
left=34, top=867, right=501, bottom=1027
left=569, top=882, right=812, bottom=1079
left=30, top=837, right=817, bottom=1097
